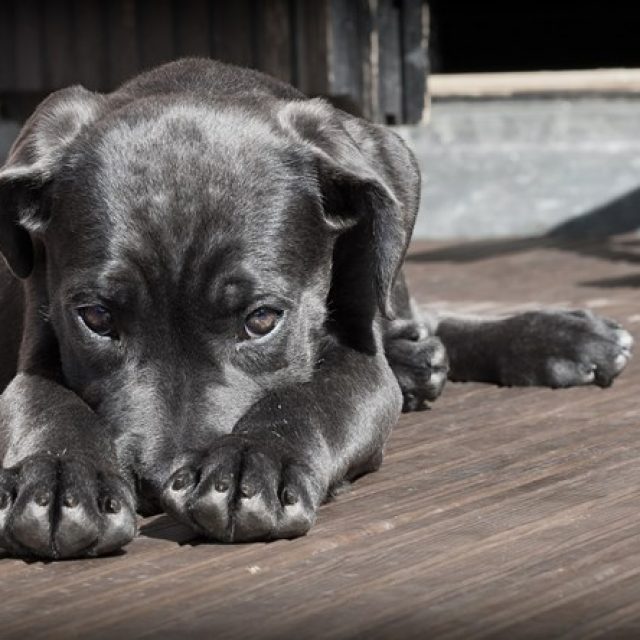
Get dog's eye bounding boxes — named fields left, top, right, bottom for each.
left=78, top=305, right=115, bottom=338
left=244, top=307, right=283, bottom=339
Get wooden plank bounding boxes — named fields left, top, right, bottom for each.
left=400, top=0, right=428, bottom=123
left=42, top=0, right=75, bottom=89
left=107, top=0, right=140, bottom=87
left=211, top=0, right=254, bottom=68
left=376, top=0, right=403, bottom=124
left=327, top=0, right=372, bottom=118
left=429, top=68, right=640, bottom=98
left=253, top=0, right=292, bottom=83
left=2, top=236, right=640, bottom=637
left=14, top=0, right=45, bottom=91
left=174, top=0, right=211, bottom=59
left=73, top=0, right=109, bottom=90
left=138, top=0, right=174, bottom=71
left=292, top=0, right=329, bottom=97
left=0, top=2, right=15, bottom=91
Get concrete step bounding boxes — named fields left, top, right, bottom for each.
left=396, top=97, right=640, bottom=239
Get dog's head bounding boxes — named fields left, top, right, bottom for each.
left=0, top=81, right=417, bottom=451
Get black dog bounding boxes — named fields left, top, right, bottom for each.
left=0, top=59, right=632, bottom=559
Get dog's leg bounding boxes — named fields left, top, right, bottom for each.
left=382, top=272, right=449, bottom=411
left=0, top=375, right=137, bottom=559
left=160, top=343, right=402, bottom=542
left=0, top=268, right=137, bottom=559
left=435, top=309, right=633, bottom=388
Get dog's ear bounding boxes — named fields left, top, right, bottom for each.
left=0, top=86, right=105, bottom=278
left=279, top=98, right=419, bottom=321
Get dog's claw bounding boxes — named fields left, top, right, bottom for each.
left=105, top=497, right=121, bottom=514
left=214, top=478, right=229, bottom=493
left=282, top=487, right=298, bottom=505
left=34, top=490, right=51, bottom=507
left=162, top=436, right=318, bottom=542
left=498, top=310, right=633, bottom=388
left=240, top=482, right=256, bottom=498
left=0, top=456, right=135, bottom=559
left=62, top=493, right=79, bottom=509
left=171, top=470, right=194, bottom=492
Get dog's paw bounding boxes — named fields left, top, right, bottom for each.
left=162, top=436, right=319, bottom=542
left=384, top=320, right=449, bottom=411
left=499, top=310, right=633, bottom=388
left=0, top=454, right=136, bottom=559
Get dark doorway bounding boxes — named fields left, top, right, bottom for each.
left=429, top=1, right=640, bottom=73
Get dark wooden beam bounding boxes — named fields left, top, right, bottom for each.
left=107, top=0, right=140, bottom=87
left=139, top=0, right=175, bottom=71
left=376, top=0, right=403, bottom=125
left=254, top=0, right=292, bottom=84
left=293, top=0, right=329, bottom=97
left=43, top=0, right=76, bottom=89
left=14, top=0, right=45, bottom=92
left=401, top=0, right=428, bottom=123
left=327, top=0, right=372, bottom=119
left=73, top=0, right=109, bottom=91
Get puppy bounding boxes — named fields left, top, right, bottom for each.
left=0, top=59, right=632, bottom=558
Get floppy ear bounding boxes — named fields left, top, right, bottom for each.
left=0, top=86, right=105, bottom=278
left=279, top=98, right=420, bottom=322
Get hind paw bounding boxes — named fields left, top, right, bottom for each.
left=498, top=310, right=633, bottom=388
left=385, top=321, right=449, bottom=411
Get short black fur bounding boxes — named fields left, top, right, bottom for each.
left=0, top=59, right=632, bottom=558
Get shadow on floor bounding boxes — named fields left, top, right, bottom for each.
left=407, top=184, right=640, bottom=280
left=548, top=186, right=640, bottom=239
left=139, top=515, right=200, bottom=545
left=579, top=273, right=640, bottom=288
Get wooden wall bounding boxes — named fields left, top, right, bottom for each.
left=0, top=0, right=428, bottom=124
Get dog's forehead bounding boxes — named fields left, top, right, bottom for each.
left=51, top=101, right=330, bottom=296
left=92, top=103, right=304, bottom=226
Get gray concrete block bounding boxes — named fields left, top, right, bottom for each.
left=395, top=98, right=640, bottom=239
left=5, top=98, right=640, bottom=241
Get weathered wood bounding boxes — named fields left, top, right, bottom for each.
left=292, top=0, right=329, bottom=97
left=107, top=0, right=140, bottom=87
left=174, top=0, right=211, bottom=59
left=1, top=235, right=639, bottom=637
left=327, top=0, right=372, bottom=118
left=430, top=68, right=640, bottom=98
left=211, top=0, right=254, bottom=68
left=400, top=0, right=428, bottom=123
left=254, top=0, right=292, bottom=83
left=0, top=0, right=428, bottom=124
left=0, top=2, right=15, bottom=91
left=377, top=0, right=403, bottom=124
left=138, top=0, right=174, bottom=71
left=73, top=0, right=109, bottom=90
left=14, top=0, right=44, bottom=92
left=43, top=0, right=75, bottom=89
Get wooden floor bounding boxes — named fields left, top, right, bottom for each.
left=2, top=235, right=640, bottom=639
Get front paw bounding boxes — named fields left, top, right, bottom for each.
left=0, top=454, right=136, bottom=559
left=384, top=320, right=449, bottom=410
left=500, top=310, right=633, bottom=388
left=162, top=436, right=319, bottom=542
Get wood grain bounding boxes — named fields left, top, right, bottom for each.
left=13, top=0, right=44, bottom=92
left=428, top=68, right=640, bottom=98
left=2, top=235, right=640, bottom=638
left=253, top=0, right=292, bottom=85
left=376, top=0, right=403, bottom=125
left=0, top=0, right=427, bottom=124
